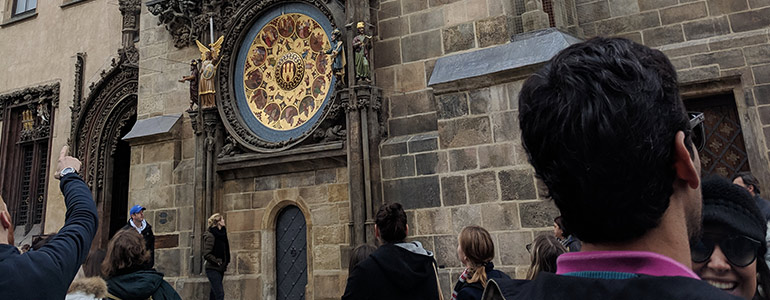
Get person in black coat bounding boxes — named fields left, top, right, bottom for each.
left=342, top=203, right=441, bottom=300
left=0, top=146, right=97, bottom=299
left=122, top=204, right=155, bottom=268
left=203, top=213, right=230, bottom=300
left=453, top=226, right=511, bottom=300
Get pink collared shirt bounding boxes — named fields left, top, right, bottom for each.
left=556, top=251, right=700, bottom=279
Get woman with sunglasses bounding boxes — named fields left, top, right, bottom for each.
left=692, top=177, right=770, bottom=299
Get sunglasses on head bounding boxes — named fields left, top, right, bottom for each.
left=688, top=111, right=705, bottom=153
left=691, top=235, right=762, bottom=267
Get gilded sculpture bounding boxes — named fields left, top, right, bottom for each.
left=195, top=36, right=224, bottom=108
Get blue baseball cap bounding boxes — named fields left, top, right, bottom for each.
left=129, top=205, right=146, bottom=215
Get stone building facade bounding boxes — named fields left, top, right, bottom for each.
left=1, top=0, right=769, bottom=299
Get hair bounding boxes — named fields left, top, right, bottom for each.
left=526, top=235, right=567, bottom=280
left=375, top=203, right=407, bottom=244
left=733, top=172, right=761, bottom=195
left=102, top=229, right=150, bottom=278
left=82, top=249, right=107, bottom=278
left=208, top=213, right=223, bottom=228
left=348, top=243, right=376, bottom=273
left=459, top=226, right=495, bottom=288
left=553, top=216, right=571, bottom=237
left=757, top=259, right=770, bottom=299
left=519, top=37, right=691, bottom=244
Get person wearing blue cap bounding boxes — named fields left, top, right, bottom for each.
left=122, top=204, right=155, bottom=268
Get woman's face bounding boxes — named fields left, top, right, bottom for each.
left=553, top=222, right=564, bottom=239
left=457, top=237, right=469, bottom=268
left=218, top=218, right=225, bottom=227
left=692, top=226, right=757, bottom=299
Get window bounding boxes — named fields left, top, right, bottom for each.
left=13, top=0, right=36, bottom=16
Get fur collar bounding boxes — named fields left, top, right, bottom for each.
left=67, top=277, right=107, bottom=298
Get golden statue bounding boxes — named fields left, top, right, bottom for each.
left=195, top=36, right=224, bottom=108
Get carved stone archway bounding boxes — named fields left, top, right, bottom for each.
left=70, top=60, right=138, bottom=249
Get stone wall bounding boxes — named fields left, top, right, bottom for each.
left=575, top=0, right=770, bottom=186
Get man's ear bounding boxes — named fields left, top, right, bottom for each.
left=405, top=224, right=409, bottom=237
left=748, top=185, right=756, bottom=194
left=0, top=211, right=11, bottom=230
left=374, top=224, right=380, bottom=239
left=673, top=131, right=700, bottom=189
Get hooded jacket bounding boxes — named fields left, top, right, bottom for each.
left=482, top=271, right=741, bottom=300
left=0, top=174, right=98, bottom=299
left=342, top=241, right=440, bottom=300
left=105, top=269, right=181, bottom=300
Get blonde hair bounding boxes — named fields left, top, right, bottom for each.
left=207, top=213, right=223, bottom=228
left=459, top=226, right=495, bottom=288
left=525, top=234, right=566, bottom=280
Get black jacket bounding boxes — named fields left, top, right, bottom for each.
left=0, top=174, right=98, bottom=299
left=122, top=220, right=155, bottom=268
left=342, top=242, right=440, bottom=300
left=105, top=269, right=181, bottom=300
left=482, top=272, right=742, bottom=300
left=203, top=226, right=230, bottom=272
left=455, top=262, right=511, bottom=300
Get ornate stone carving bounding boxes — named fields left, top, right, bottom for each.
left=146, top=0, right=246, bottom=48
left=0, top=83, right=60, bottom=122
left=218, top=135, right=243, bottom=158
left=72, top=53, right=86, bottom=118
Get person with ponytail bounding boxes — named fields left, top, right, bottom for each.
left=525, top=234, right=566, bottom=280
left=453, top=226, right=510, bottom=300
left=342, top=202, right=441, bottom=300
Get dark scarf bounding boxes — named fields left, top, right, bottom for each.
left=453, top=261, right=495, bottom=299
left=209, top=226, right=230, bottom=265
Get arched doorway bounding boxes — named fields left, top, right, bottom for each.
left=71, top=61, right=138, bottom=249
left=276, top=205, right=308, bottom=299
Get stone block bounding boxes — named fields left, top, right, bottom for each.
left=506, top=80, right=523, bottom=110
left=377, top=68, right=397, bottom=96
left=172, top=159, right=194, bottom=184
left=312, top=205, right=340, bottom=226
left=252, top=190, right=274, bottom=208
left=416, top=208, right=453, bottom=235
left=496, top=231, right=531, bottom=265
left=155, top=249, right=181, bottom=277
left=299, top=185, right=329, bottom=204
left=389, top=113, right=439, bottom=136
left=228, top=231, right=261, bottom=251
left=281, top=171, right=315, bottom=188
left=729, top=7, right=770, bottom=32
left=467, top=171, right=498, bottom=204
left=678, top=66, right=720, bottom=83
left=638, top=0, right=678, bottom=11
left=438, top=116, right=493, bottom=149
left=381, top=155, right=416, bottom=179
left=765, top=127, right=770, bottom=149
left=131, top=147, right=143, bottom=164
left=315, top=274, right=346, bottom=299
left=410, top=9, right=445, bottom=33
left=481, top=202, right=521, bottom=230
left=425, top=59, right=438, bottom=84
left=477, top=143, right=515, bottom=168
left=374, top=39, right=402, bottom=68
left=383, top=176, right=441, bottom=209
left=381, top=137, right=409, bottom=156
left=314, top=244, right=340, bottom=270
left=379, top=17, right=408, bottom=40
left=659, top=40, right=710, bottom=57
left=669, top=56, right=692, bottom=70
left=433, top=234, right=461, bottom=267
left=660, top=2, right=707, bottom=25
left=409, top=132, right=440, bottom=153
left=441, top=175, right=468, bottom=206
left=449, top=148, right=478, bottom=171
left=755, top=84, right=770, bottom=105
left=236, top=251, right=260, bottom=274
left=329, top=183, right=349, bottom=203
left=443, top=23, right=476, bottom=54
left=379, top=0, right=402, bottom=20
left=488, top=0, right=504, bottom=16
left=476, top=15, right=511, bottom=48
left=690, top=49, right=745, bottom=69
left=499, top=169, right=537, bottom=201
left=391, top=91, right=437, bottom=118
left=618, top=31, right=643, bottom=44
left=519, top=200, right=560, bottom=227
left=145, top=164, right=162, bottom=186
left=430, top=0, right=463, bottom=7
left=492, top=111, right=520, bottom=143
left=224, top=193, right=251, bottom=211
left=707, top=0, right=749, bottom=15
left=403, top=0, right=428, bottom=13
left=744, top=44, right=770, bottom=65
left=469, top=88, right=501, bottom=114
left=396, top=62, right=428, bottom=92
left=337, top=168, right=349, bottom=183
left=402, top=30, right=443, bottom=63
left=609, top=0, right=639, bottom=17
left=314, top=225, right=346, bottom=245
left=642, top=24, right=685, bottom=47
left=760, top=106, right=770, bottom=124
left=155, top=234, right=179, bottom=249
left=450, top=205, right=482, bottom=233
left=709, top=30, right=768, bottom=51
left=146, top=186, right=174, bottom=209
left=437, top=92, right=470, bottom=119
left=315, top=168, right=337, bottom=185
left=178, top=207, right=193, bottom=231
left=143, top=141, right=177, bottom=163
left=466, top=0, right=489, bottom=20
left=576, top=1, right=611, bottom=24
left=683, top=16, right=731, bottom=41
left=254, top=175, right=280, bottom=191
left=749, top=0, right=770, bottom=7
left=416, top=152, right=448, bottom=175
left=595, top=11, right=660, bottom=37
left=227, top=209, right=263, bottom=232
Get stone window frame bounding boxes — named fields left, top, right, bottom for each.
left=261, top=198, right=315, bottom=300
left=0, top=0, right=37, bottom=27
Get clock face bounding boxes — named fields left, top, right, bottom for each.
left=235, top=9, right=336, bottom=143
